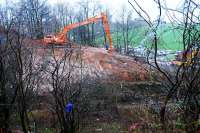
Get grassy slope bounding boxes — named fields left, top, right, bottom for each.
left=96, top=24, right=184, bottom=51
left=157, top=25, right=183, bottom=51
left=95, top=26, right=148, bottom=47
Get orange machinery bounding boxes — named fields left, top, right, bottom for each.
left=171, top=50, right=199, bottom=66
left=43, top=12, right=113, bottom=49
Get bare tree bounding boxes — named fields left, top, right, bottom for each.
left=20, top=0, right=49, bottom=39
left=120, top=6, right=132, bottom=54
left=0, top=2, right=43, bottom=132
left=42, top=45, right=89, bottom=132
left=128, top=0, right=200, bottom=132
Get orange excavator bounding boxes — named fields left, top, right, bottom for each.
left=43, top=12, right=113, bottom=49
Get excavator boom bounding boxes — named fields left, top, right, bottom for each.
left=43, top=12, right=113, bottom=49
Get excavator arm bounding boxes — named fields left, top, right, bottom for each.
left=43, top=12, right=113, bottom=49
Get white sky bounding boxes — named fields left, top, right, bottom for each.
left=0, top=0, right=187, bottom=22
left=48, top=0, right=183, bottom=21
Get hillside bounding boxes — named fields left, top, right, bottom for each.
left=36, top=46, right=151, bottom=84
left=96, top=24, right=183, bottom=51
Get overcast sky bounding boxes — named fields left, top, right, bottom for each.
left=0, top=0, right=186, bottom=21
left=48, top=0, right=183, bottom=21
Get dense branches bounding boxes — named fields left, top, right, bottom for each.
left=128, top=0, right=200, bottom=132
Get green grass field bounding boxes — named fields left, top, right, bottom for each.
left=96, top=24, right=184, bottom=51
left=157, top=25, right=183, bottom=51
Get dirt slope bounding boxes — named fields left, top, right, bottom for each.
left=81, top=47, right=150, bottom=82
left=40, top=46, right=150, bottom=82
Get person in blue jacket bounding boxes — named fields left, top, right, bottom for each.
left=65, top=102, right=73, bottom=113
left=65, top=102, right=75, bottom=132
left=105, top=43, right=109, bottom=50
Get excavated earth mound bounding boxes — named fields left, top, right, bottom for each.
left=35, top=46, right=151, bottom=83
left=0, top=29, right=151, bottom=83
left=82, top=47, right=150, bottom=82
